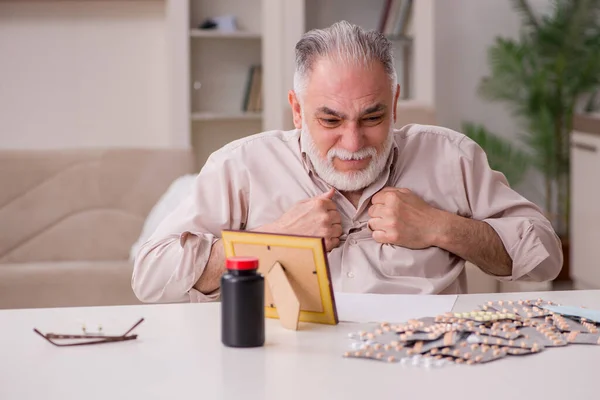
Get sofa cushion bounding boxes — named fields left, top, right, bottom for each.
left=0, top=148, right=195, bottom=263
left=0, top=261, right=142, bottom=309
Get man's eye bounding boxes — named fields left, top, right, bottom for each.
left=319, top=118, right=341, bottom=127
left=362, top=115, right=383, bottom=125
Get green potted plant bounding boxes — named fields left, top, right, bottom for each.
left=462, top=0, right=600, bottom=279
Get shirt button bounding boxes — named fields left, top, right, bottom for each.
left=348, top=238, right=357, bottom=245
left=347, top=271, right=355, bottom=278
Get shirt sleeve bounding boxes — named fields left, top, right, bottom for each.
left=454, top=135, right=563, bottom=282
left=131, top=151, right=249, bottom=303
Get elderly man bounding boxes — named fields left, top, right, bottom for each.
left=132, top=21, right=562, bottom=303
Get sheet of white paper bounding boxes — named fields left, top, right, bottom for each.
left=334, top=292, right=458, bottom=323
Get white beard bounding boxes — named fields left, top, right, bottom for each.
left=301, top=122, right=394, bottom=192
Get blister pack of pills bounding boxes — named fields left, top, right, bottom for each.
left=344, top=343, right=413, bottom=363
left=551, top=313, right=598, bottom=333
left=540, top=305, right=600, bottom=324
left=518, top=326, right=568, bottom=347
left=482, top=300, right=553, bottom=319
left=471, top=333, right=543, bottom=350
left=451, top=343, right=510, bottom=364
left=563, top=331, right=600, bottom=345
left=411, top=331, right=469, bottom=355
left=393, top=317, right=438, bottom=332
left=455, top=325, right=522, bottom=340
left=451, top=310, right=518, bottom=322
left=343, top=298, right=600, bottom=367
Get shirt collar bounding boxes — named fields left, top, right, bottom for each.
left=297, top=130, right=314, bottom=175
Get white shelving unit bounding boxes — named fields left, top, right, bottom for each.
left=166, top=0, right=435, bottom=168
left=166, top=0, right=265, bottom=167
left=304, top=0, right=414, bottom=99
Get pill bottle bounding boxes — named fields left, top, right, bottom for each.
left=221, top=256, right=265, bottom=347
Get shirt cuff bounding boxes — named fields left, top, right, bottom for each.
left=482, top=217, right=555, bottom=281
left=180, top=231, right=221, bottom=301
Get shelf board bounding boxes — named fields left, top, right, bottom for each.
left=190, top=29, right=261, bottom=39
left=191, top=112, right=263, bottom=122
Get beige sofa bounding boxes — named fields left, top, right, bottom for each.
left=0, top=148, right=195, bottom=309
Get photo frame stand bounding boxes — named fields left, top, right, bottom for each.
left=265, top=261, right=301, bottom=330
left=221, top=230, right=339, bottom=330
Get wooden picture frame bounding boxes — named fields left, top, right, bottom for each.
left=221, top=230, right=338, bottom=326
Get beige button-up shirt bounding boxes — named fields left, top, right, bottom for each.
left=132, top=124, right=562, bottom=303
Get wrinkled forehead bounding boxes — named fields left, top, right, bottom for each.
left=302, top=57, right=394, bottom=115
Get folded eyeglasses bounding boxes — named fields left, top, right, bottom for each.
left=33, top=318, right=145, bottom=347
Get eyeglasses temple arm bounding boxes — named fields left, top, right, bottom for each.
left=122, top=318, right=145, bottom=337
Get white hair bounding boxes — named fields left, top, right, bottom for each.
left=293, top=20, right=398, bottom=100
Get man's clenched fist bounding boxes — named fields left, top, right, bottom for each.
left=368, top=187, right=445, bottom=249
left=261, top=188, right=343, bottom=251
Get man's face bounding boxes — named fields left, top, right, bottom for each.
left=290, top=58, right=400, bottom=192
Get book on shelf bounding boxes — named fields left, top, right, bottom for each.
left=242, top=64, right=263, bottom=113
left=379, top=0, right=413, bottom=38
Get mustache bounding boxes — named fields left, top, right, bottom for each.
left=327, top=147, right=377, bottom=162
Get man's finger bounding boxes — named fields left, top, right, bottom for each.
left=367, top=204, right=386, bottom=218
left=372, top=230, right=389, bottom=244
left=327, top=210, right=342, bottom=224
left=317, top=188, right=335, bottom=199
left=325, top=199, right=339, bottom=211
left=373, top=187, right=411, bottom=203
left=382, top=186, right=412, bottom=194
left=309, top=188, right=337, bottom=207
left=367, top=217, right=383, bottom=231
left=371, top=191, right=386, bottom=205
left=331, top=223, right=343, bottom=238
left=372, top=188, right=399, bottom=205
left=326, top=237, right=340, bottom=251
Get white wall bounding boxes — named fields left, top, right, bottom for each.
left=434, top=1, right=520, bottom=138
left=434, top=0, right=550, bottom=204
left=0, top=0, right=175, bottom=149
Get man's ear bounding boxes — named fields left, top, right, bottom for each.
left=288, top=90, right=303, bottom=129
left=392, top=84, right=401, bottom=123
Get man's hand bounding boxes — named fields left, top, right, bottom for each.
left=368, top=187, right=513, bottom=276
left=260, top=188, right=343, bottom=251
left=368, top=187, right=443, bottom=249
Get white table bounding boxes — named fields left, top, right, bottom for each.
left=1, top=290, right=598, bottom=400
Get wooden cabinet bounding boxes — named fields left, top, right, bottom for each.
left=571, top=115, right=600, bottom=289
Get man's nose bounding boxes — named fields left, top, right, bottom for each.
left=339, top=123, right=365, bottom=153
